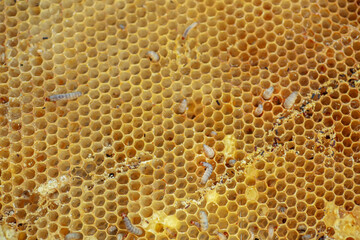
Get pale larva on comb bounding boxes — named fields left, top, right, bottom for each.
left=165, top=227, right=177, bottom=238
left=199, top=211, right=209, bottom=231
left=228, top=159, right=236, bottom=167
left=200, top=162, right=213, bottom=184
left=46, top=91, right=82, bottom=102
left=254, top=104, right=263, bottom=117
left=301, top=234, right=313, bottom=240
left=210, top=131, right=217, bottom=137
left=64, top=232, right=82, bottom=240
left=190, top=220, right=201, bottom=228
left=262, top=86, right=274, bottom=100
left=178, top=99, right=188, bottom=114
left=203, top=144, right=215, bottom=159
left=121, top=213, right=143, bottom=236
left=268, top=224, right=275, bottom=240
left=182, top=22, right=198, bottom=40
left=284, top=91, right=298, bottom=109
left=214, top=230, right=228, bottom=240
left=117, top=233, right=127, bottom=240
left=146, top=51, right=160, bottom=62
left=249, top=228, right=255, bottom=240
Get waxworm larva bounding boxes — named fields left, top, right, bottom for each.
left=121, top=213, right=143, bottom=236
left=190, top=220, right=201, bottom=228
left=182, top=22, right=198, bottom=40
left=284, top=91, right=298, bottom=109
left=228, top=159, right=236, bottom=166
left=117, top=233, right=127, bottom=240
left=64, top=233, right=82, bottom=240
left=178, top=99, right=188, bottom=114
left=46, top=91, right=82, bottom=102
left=249, top=228, right=255, bottom=240
left=146, top=51, right=160, bottom=62
left=268, top=224, right=274, bottom=240
left=301, top=235, right=313, bottom=240
left=203, top=144, right=215, bottom=158
left=200, top=162, right=213, bottom=184
left=210, top=131, right=217, bottom=137
left=199, top=211, right=209, bottom=231
left=214, top=230, right=228, bottom=240
left=165, top=227, right=177, bottom=238
left=254, top=104, right=263, bottom=117
left=262, top=86, right=274, bottom=100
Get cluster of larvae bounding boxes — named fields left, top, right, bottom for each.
left=254, top=86, right=298, bottom=117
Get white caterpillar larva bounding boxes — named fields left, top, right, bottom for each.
left=178, top=99, right=188, bottom=114
left=46, top=91, right=82, bottom=102
left=200, top=162, right=213, bottom=185
left=210, top=131, right=217, bottom=137
left=301, top=234, right=312, bottom=240
left=284, top=91, right=298, bottom=109
left=107, top=225, right=117, bottom=235
left=146, top=51, right=160, bottom=62
left=203, top=144, right=215, bottom=159
left=199, top=211, right=209, bottom=231
left=268, top=224, right=274, bottom=240
left=254, top=104, right=263, bottom=117
left=228, top=159, right=236, bottom=167
left=117, top=233, right=128, bottom=240
left=182, top=22, right=198, bottom=40
left=64, top=233, right=82, bottom=240
left=165, top=227, right=177, bottom=238
left=190, top=220, right=201, bottom=228
left=214, top=230, right=228, bottom=240
left=249, top=228, right=255, bottom=240
left=262, top=86, right=274, bottom=100
left=121, top=213, right=143, bottom=236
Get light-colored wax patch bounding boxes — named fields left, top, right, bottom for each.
left=245, top=186, right=259, bottom=201
left=205, top=188, right=220, bottom=203
left=141, top=211, right=179, bottom=235
left=224, top=135, right=236, bottom=158
left=323, top=201, right=360, bottom=239
left=36, top=175, right=69, bottom=197
left=0, top=225, right=17, bottom=240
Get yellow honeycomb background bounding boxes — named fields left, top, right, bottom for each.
left=0, top=0, right=360, bottom=239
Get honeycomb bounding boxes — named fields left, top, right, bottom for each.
left=0, top=0, right=360, bottom=239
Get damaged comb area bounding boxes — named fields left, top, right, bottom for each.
left=0, top=0, right=360, bottom=239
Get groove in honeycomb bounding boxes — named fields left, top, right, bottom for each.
left=0, top=0, right=360, bottom=239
